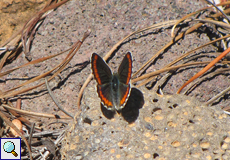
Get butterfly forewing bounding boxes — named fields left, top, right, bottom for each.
left=91, top=53, right=112, bottom=85
left=118, top=52, right=132, bottom=85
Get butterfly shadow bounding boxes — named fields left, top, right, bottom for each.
left=101, top=88, right=144, bottom=123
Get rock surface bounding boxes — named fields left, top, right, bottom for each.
left=61, top=87, right=230, bottom=159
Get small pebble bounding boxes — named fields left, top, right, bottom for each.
left=167, top=121, right=177, bottom=127
left=95, top=139, right=100, bottom=143
left=144, top=117, right=152, bottom=122
left=206, top=132, right=213, bottom=136
left=186, top=100, right=190, bottom=104
left=171, top=141, right=180, bottom=147
left=191, top=152, right=201, bottom=158
left=155, top=115, right=164, bottom=120
left=224, top=137, right=230, bottom=143
left=200, top=142, right=210, bottom=149
left=222, top=142, right=228, bottom=150
left=144, top=153, right=151, bottom=159
left=206, top=155, right=212, bottom=160
left=145, top=123, right=154, bottom=130
left=144, top=132, right=151, bottom=137
left=116, top=154, right=121, bottom=158
left=110, top=149, right=115, bottom=153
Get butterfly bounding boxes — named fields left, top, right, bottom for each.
left=91, top=52, right=132, bottom=111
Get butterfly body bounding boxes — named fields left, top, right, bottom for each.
left=91, top=52, right=132, bottom=111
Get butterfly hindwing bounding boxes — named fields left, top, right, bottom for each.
left=97, top=84, right=114, bottom=109
left=118, top=83, right=130, bottom=109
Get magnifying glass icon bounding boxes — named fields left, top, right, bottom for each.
left=3, top=141, right=18, bottom=157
